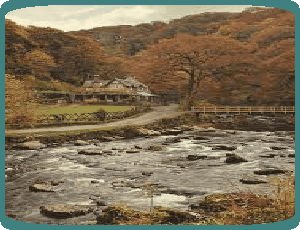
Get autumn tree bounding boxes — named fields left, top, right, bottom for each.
left=124, top=34, right=253, bottom=109
left=20, top=49, right=56, bottom=80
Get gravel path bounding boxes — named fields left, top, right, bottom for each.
left=5, top=104, right=182, bottom=134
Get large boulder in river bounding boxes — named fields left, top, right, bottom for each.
left=18, top=141, right=46, bottom=150
left=40, top=204, right=93, bottom=218
left=225, top=154, right=247, bottom=164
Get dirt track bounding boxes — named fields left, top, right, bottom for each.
left=5, top=104, right=182, bottom=134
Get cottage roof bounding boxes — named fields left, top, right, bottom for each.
left=136, top=92, right=158, bottom=97
left=83, top=80, right=94, bottom=87
left=120, top=76, right=147, bottom=88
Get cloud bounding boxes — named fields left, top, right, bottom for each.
left=94, top=6, right=157, bottom=25
left=5, top=5, right=252, bottom=32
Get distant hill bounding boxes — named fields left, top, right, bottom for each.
left=5, top=7, right=295, bottom=105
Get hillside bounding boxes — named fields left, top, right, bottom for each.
left=5, top=7, right=295, bottom=105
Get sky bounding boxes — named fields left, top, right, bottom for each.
left=5, top=5, right=258, bottom=32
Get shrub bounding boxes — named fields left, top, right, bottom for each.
left=95, top=108, right=106, bottom=121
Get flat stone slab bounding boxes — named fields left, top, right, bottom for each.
left=187, top=154, right=207, bottom=161
left=193, top=136, right=209, bottom=141
left=212, top=145, right=236, bottom=151
left=74, top=140, right=90, bottom=146
left=270, top=146, right=287, bottom=150
left=148, top=145, right=164, bottom=151
left=138, top=128, right=161, bottom=136
left=29, top=183, right=55, bottom=192
left=161, top=129, right=183, bottom=135
left=164, top=137, right=181, bottom=144
left=259, top=154, right=276, bottom=158
left=254, top=169, right=287, bottom=175
left=18, top=141, right=46, bottom=150
left=78, top=150, right=103, bottom=155
left=240, top=177, right=268, bottom=184
left=126, top=150, right=140, bottom=154
left=112, top=180, right=158, bottom=188
left=40, top=204, right=92, bottom=218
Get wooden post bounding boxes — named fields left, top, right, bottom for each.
left=191, top=106, right=194, bottom=112
left=215, top=106, right=216, bottom=114
left=238, top=106, right=240, bottom=115
left=285, top=106, right=286, bottom=114
left=249, top=107, right=251, bottom=115
left=273, top=107, right=275, bottom=114
left=204, top=106, right=205, bottom=114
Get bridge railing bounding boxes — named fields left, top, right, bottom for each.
left=191, top=106, right=295, bottom=114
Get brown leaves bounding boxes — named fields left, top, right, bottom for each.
left=5, top=74, right=36, bottom=126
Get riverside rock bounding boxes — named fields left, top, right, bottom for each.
left=163, top=137, right=181, bottom=144
left=74, top=140, right=90, bottom=146
left=161, top=129, right=183, bottom=135
left=18, top=141, right=46, bottom=150
left=138, top=128, right=161, bottom=136
left=40, top=204, right=92, bottom=218
left=190, top=202, right=227, bottom=213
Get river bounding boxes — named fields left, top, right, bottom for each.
left=5, top=127, right=295, bottom=224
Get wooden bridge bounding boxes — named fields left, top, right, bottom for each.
left=191, top=106, right=295, bottom=114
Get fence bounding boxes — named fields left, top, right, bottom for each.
left=191, top=106, right=295, bottom=114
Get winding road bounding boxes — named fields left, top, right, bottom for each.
left=5, top=104, right=182, bottom=134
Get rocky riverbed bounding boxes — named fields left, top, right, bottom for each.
left=5, top=117, right=295, bottom=225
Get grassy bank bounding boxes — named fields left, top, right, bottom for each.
left=34, top=104, right=129, bottom=115
left=96, top=174, right=295, bottom=225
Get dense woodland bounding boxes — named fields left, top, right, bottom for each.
left=5, top=7, right=295, bottom=106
